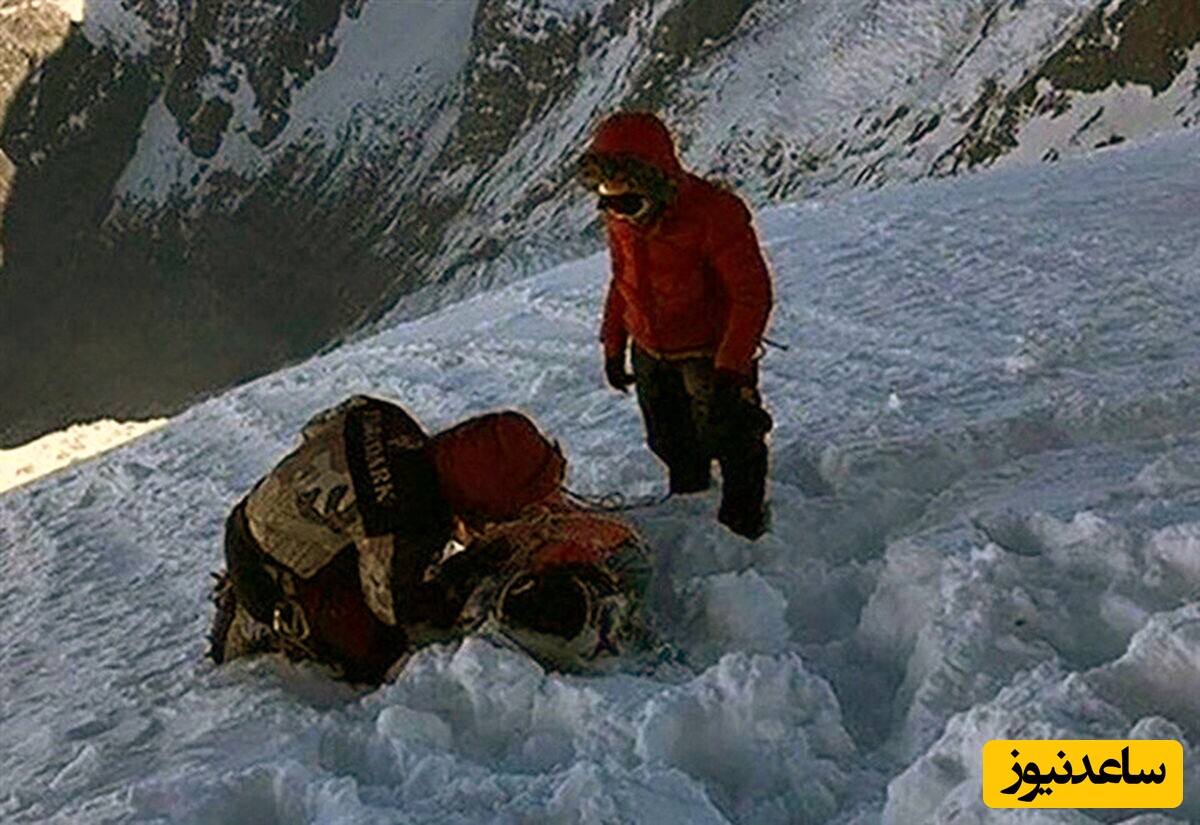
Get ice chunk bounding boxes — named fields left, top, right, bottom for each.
left=680, top=570, right=791, bottom=661
left=636, top=653, right=855, bottom=824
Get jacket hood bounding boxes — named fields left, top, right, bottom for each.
left=587, top=112, right=684, bottom=179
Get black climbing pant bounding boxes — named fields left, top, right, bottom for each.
left=630, top=347, right=772, bottom=537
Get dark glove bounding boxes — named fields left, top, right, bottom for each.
left=713, top=368, right=751, bottom=418
left=714, top=367, right=772, bottom=435
left=605, top=354, right=635, bottom=392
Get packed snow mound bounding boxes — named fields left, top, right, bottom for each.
left=3, top=131, right=1200, bottom=822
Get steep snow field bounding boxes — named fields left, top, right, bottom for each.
left=3, top=130, right=1200, bottom=823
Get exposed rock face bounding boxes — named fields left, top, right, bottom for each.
left=0, top=0, right=75, bottom=227
left=165, top=0, right=357, bottom=156
left=943, top=0, right=1200, bottom=170
left=0, top=2, right=74, bottom=117
left=0, top=0, right=1197, bottom=446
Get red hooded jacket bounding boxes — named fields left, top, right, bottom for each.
left=589, top=113, right=773, bottom=375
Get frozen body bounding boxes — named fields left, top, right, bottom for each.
left=2, top=130, right=1200, bottom=823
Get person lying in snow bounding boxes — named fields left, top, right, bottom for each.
left=208, top=395, right=651, bottom=684
left=580, top=111, right=775, bottom=540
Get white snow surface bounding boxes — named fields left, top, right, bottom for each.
left=4, top=130, right=1200, bottom=823
left=80, top=0, right=158, bottom=59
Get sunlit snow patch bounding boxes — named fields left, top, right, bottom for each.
left=0, top=417, right=166, bottom=494
left=52, top=0, right=84, bottom=22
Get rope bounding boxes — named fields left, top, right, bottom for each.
left=562, top=486, right=673, bottom=513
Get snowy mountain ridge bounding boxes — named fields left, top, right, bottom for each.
left=1, top=0, right=1197, bottom=447
left=2, top=126, right=1199, bottom=824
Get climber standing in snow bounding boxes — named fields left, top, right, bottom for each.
left=580, top=112, right=775, bottom=539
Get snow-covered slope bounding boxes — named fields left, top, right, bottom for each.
left=3, top=0, right=1198, bottom=447
left=3, top=129, right=1199, bottom=823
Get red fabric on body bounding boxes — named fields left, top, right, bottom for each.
left=524, top=512, right=637, bottom=572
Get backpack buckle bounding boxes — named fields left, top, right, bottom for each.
left=272, top=598, right=311, bottom=642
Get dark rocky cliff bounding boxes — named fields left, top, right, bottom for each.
left=0, top=0, right=75, bottom=236
left=0, top=0, right=1196, bottom=446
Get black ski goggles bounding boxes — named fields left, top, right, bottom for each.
left=598, top=193, right=650, bottom=217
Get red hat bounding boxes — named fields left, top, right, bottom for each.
left=427, top=412, right=565, bottom=523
